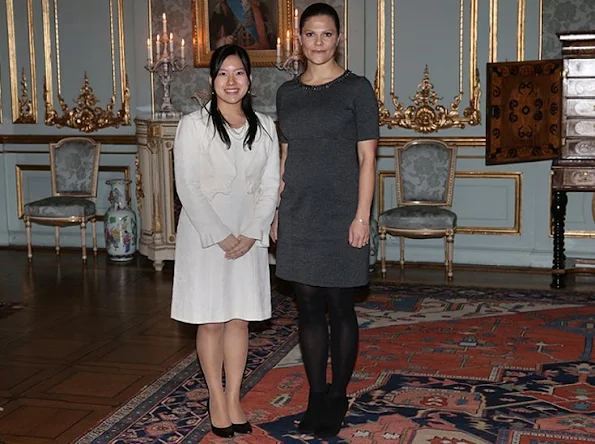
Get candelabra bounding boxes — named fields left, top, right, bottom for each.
left=145, top=13, right=188, bottom=119
left=276, top=8, right=304, bottom=77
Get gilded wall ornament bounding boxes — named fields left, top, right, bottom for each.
left=375, top=65, right=481, bottom=133
left=16, top=68, right=35, bottom=124
left=43, top=73, right=131, bottom=133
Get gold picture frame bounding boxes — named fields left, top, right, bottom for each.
left=192, top=0, right=293, bottom=67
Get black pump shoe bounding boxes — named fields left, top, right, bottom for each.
left=314, top=395, right=349, bottom=438
left=232, top=421, right=253, bottom=435
left=206, top=399, right=235, bottom=438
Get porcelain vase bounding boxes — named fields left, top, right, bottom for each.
left=104, top=179, right=137, bottom=262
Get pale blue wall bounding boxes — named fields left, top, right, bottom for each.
left=2, top=0, right=595, bottom=269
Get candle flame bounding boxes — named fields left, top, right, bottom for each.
left=294, top=8, right=298, bottom=16
left=156, top=34, right=160, bottom=41
left=181, top=38, right=185, bottom=46
left=162, top=12, right=166, bottom=20
left=169, top=32, right=173, bottom=40
left=286, top=30, right=290, bottom=38
left=277, top=37, right=281, bottom=44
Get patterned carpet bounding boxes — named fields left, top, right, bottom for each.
left=76, top=283, right=595, bottom=443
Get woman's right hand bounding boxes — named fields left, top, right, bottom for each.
left=218, top=234, right=240, bottom=253
left=270, top=212, right=279, bottom=242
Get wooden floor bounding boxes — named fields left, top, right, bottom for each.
left=1, top=249, right=594, bottom=443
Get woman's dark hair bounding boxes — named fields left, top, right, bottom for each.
left=208, top=44, right=261, bottom=149
left=299, top=2, right=340, bottom=34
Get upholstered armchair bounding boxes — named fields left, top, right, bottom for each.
left=23, top=137, right=101, bottom=262
left=378, top=139, right=457, bottom=279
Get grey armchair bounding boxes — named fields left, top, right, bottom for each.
left=23, top=137, right=101, bottom=262
left=378, top=139, right=457, bottom=279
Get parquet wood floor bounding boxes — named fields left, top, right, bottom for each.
left=0, top=249, right=592, bottom=443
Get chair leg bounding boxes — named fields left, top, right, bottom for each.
left=80, top=221, right=87, bottom=263
left=55, top=227, right=60, bottom=256
left=444, top=237, right=448, bottom=270
left=91, top=219, right=97, bottom=255
left=399, top=237, right=405, bottom=269
left=380, top=230, right=387, bottom=277
left=25, top=217, right=32, bottom=262
left=446, top=232, right=454, bottom=280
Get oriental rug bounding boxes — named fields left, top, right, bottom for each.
left=76, top=283, right=595, bottom=443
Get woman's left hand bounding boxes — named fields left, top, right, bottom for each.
left=349, top=219, right=370, bottom=248
left=225, top=235, right=257, bottom=259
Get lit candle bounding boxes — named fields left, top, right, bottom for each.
left=162, top=13, right=167, bottom=36
left=293, top=8, right=299, bottom=32
left=285, top=30, right=291, bottom=54
left=147, top=38, right=152, bottom=64
left=181, top=38, right=185, bottom=61
left=169, top=32, right=174, bottom=54
left=276, top=37, right=281, bottom=64
left=156, top=34, right=161, bottom=58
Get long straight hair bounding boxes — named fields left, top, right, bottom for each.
left=207, top=44, right=261, bottom=149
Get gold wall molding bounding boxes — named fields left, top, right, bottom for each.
left=377, top=170, right=522, bottom=235
left=375, top=0, right=481, bottom=133
left=17, top=68, right=34, bottom=123
left=6, top=0, right=38, bottom=123
left=378, top=136, right=486, bottom=148
left=0, top=134, right=136, bottom=145
left=44, top=73, right=130, bottom=133
left=16, top=164, right=130, bottom=220
left=489, top=0, right=498, bottom=62
left=517, top=0, right=526, bottom=61
left=42, top=0, right=131, bottom=132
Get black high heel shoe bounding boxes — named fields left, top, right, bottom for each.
left=297, top=389, right=327, bottom=433
left=206, top=399, right=235, bottom=438
left=314, top=395, right=349, bottom=438
left=232, top=421, right=253, bottom=435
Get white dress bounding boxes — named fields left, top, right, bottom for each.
left=170, top=109, right=280, bottom=324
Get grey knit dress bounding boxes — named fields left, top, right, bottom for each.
left=275, top=70, right=380, bottom=288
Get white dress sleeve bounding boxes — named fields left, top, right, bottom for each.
left=174, top=115, right=232, bottom=248
left=241, top=117, right=281, bottom=246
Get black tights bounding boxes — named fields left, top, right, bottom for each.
left=293, top=283, right=359, bottom=397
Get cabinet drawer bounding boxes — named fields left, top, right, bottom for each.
left=553, top=168, right=595, bottom=190
left=566, top=99, right=595, bottom=117
left=567, top=79, right=595, bottom=97
left=566, top=59, right=595, bottom=77
left=564, top=169, right=595, bottom=187
left=563, top=140, right=595, bottom=159
left=567, top=119, right=595, bottom=137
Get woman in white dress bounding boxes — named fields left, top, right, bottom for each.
left=171, top=44, right=280, bottom=438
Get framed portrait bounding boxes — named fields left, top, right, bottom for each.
left=192, top=0, right=292, bottom=67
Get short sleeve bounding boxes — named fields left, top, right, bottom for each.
left=354, top=77, right=380, bottom=141
left=276, top=87, right=288, bottom=143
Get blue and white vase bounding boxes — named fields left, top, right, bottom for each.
left=104, top=179, right=137, bottom=262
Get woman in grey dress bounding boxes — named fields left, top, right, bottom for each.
left=271, top=2, right=379, bottom=439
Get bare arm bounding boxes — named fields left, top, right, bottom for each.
left=349, top=138, right=377, bottom=248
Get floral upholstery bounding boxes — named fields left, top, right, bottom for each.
left=398, top=142, right=453, bottom=204
left=53, top=140, right=98, bottom=194
left=379, top=206, right=457, bottom=230
left=24, top=197, right=96, bottom=218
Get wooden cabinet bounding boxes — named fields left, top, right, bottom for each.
left=486, top=32, right=595, bottom=288
left=135, top=117, right=180, bottom=271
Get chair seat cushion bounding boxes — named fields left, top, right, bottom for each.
left=379, top=205, right=457, bottom=230
left=24, top=197, right=96, bottom=218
